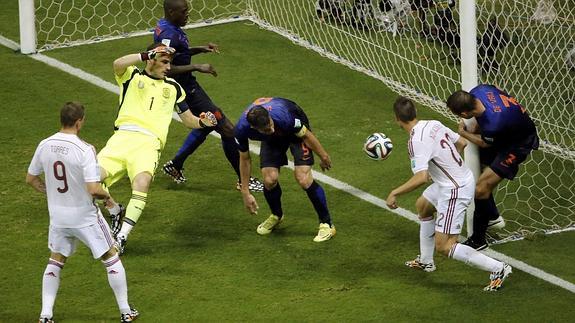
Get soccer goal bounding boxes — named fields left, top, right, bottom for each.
left=19, top=0, right=575, bottom=244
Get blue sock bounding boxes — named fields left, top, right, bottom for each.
left=173, top=128, right=210, bottom=168
left=305, top=181, right=332, bottom=226
left=264, top=183, right=283, bottom=217
left=472, top=194, right=499, bottom=242
left=221, top=136, right=241, bottom=179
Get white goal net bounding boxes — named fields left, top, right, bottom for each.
left=25, top=0, right=575, bottom=243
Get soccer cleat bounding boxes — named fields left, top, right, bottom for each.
left=121, top=308, right=139, bottom=322
left=110, top=204, right=125, bottom=238
left=115, top=236, right=127, bottom=255
left=313, top=223, right=336, bottom=242
left=462, top=238, right=488, bottom=251
left=484, top=263, right=512, bottom=292
left=39, top=317, right=54, bottom=323
left=236, top=177, right=264, bottom=193
left=405, top=255, right=436, bottom=272
left=256, top=214, right=282, bottom=235
left=163, top=160, right=186, bottom=183
left=487, top=216, right=506, bottom=230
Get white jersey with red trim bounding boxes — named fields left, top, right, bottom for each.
left=408, top=120, right=474, bottom=188
left=28, top=132, right=101, bottom=228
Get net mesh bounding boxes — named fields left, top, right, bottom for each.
left=32, top=0, right=575, bottom=242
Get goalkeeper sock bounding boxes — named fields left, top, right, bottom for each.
left=118, top=191, right=147, bottom=238
left=305, top=181, right=332, bottom=226
left=450, top=243, right=503, bottom=272
left=419, top=216, right=435, bottom=264
left=263, top=183, right=283, bottom=218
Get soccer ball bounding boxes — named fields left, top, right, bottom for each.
left=363, top=132, right=393, bottom=160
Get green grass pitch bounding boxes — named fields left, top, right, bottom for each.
left=1, top=4, right=575, bottom=322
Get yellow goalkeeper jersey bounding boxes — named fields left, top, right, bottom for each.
left=114, top=66, right=186, bottom=147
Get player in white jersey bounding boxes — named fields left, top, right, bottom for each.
left=26, top=102, right=139, bottom=323
left=385, top=97, right=512, bottom=291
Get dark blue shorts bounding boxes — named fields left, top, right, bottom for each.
left=260, top=138, right=314, bottom=168
left=185, top=83, right=228, bottom=125
left=480, top=135, right=539, bottom=180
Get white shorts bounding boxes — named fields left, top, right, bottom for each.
left=422, top=183, right=474, bottom=235
left=48, top=214, right=115, bottom=259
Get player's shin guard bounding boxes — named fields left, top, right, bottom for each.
left=305, top=181, right=332, bottom=226
left=419, top=216, right=435, bottom=264
left=118, top=191, right=147, bottom=238
left=102, top=254, right=130, bottom=314
left=449, top=242, right=503, bottom=272
left=41, top=259, right=64, bottom=318
left=263, top=183, right=283, bottom=218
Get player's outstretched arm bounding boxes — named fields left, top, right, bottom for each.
left=302, top=130, right=331, bottom=171
left=386, top=170, right=429, bottom=209
left=86, top=182, right=110, bottom=200
left=26, top=173, right=46, bottom=193
left=179, top=110, right=218, bottom=129
left=189, top=43, right=220, bottom=55
left=239, top=150, right=259, bottom=215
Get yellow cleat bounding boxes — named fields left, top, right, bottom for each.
left=313, top=223, right=336, bottom=242
left=257, top=214, right=282, bottom=235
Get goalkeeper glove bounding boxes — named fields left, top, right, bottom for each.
left=140, top=46, right=176, bottom=61
left=199, top=112, right=218, bottom=128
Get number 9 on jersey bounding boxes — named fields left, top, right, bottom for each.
left=363, top=133, right=393, bottom=161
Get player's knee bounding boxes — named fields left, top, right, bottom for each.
left=263, top=174, right=278, bottom=189
left=415, top=196, right=433, bottom=218
left=132, top=172, right=152, bottom=192
left=475, top=183, right=492, bottom=199
left=294, top=170, right=312, bottom=188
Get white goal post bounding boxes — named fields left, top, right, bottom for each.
left=18, top=0, right=575, bottom=244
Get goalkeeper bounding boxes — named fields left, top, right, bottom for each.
left=97, top=44, right=218, bottom=254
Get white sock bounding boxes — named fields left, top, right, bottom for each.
left=41, top=259, right=64, bottom=318
left=102, top=254, right=130, bottom=314
left=118, top=222, right=134, bottom=239
left=419, top=217, right=435, bottom=264
left=107, top=203, right=121, bottom=216
left=450, top=243, right=504, bottom=273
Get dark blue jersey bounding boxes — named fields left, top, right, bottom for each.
left=234, top=97, right=309, bottom=152
left=471, top=84, right=538, bottom=148
left=154, top=19, right=197, bottom=91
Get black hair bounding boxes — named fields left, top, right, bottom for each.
left=446, top=90, right=476, bottom=115
left=246, top=106, right=270, bottom=128
left=393, top=96, right=417, bottom=122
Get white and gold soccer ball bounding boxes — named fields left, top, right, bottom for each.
left=363, top=132, right=393, bottom=160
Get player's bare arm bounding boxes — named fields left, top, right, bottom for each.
left=239, top=150, right=259, bottom=215
left=458, top=120, right=490, bottom=148
left=113, top=54, right=142, bottom=76
left=189, top=43, right=220, bottom=55
left=301, top=130, right=332, bottom=171
left=85, top=182, right=110, bottom=200
left=386, top=170, right=429, bottom=209
left=179, top=110, right=218, bottom=129
left=168, top=63, right=217, bottom=77
left=26, top=173, right=46, bottom=193
left=454, top=136, right=468, bottom=154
